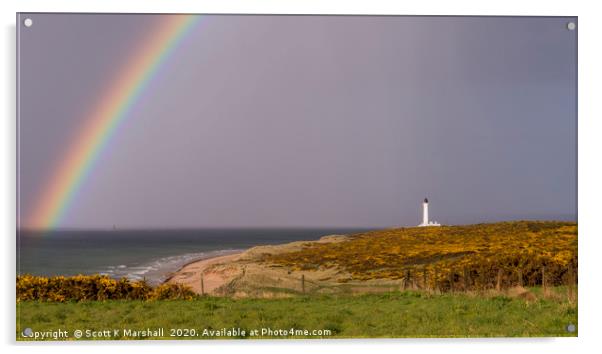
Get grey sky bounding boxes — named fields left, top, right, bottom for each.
left=18, top=14, right=577, bottom=229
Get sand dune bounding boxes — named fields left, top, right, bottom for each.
left=166, top=253, right=243, bottom=294
left=165, top=234, right=373, bottom=297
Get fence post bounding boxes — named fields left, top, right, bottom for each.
left=201, top=274, right=205, bottom=296
left=463, top=267, right=469, bottom=291
left=542, top=266, right=546, bottom=291
left=434, top=267, right=439, bottom=293
left=423, top=266, right=428, bottom=291
left=448, top=268, right=454, bottom=293
left=518, top=269, right=523, bottom=287
left=479, top=268, right=486, bottom=290
left=301, top=274, right=305, bottom=294
left=567, top=264, right=576, bottom=302
left=496, top=269, right=503, bottom=291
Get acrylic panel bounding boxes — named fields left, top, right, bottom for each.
left=16, top=13, right=577, bottom=340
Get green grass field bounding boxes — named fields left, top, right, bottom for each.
left=17, top=289, right=577, bottom=340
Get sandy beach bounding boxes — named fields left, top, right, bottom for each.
left=166, top=253, right=244, bottom=295
left=164, top=234, right=396, bottom=297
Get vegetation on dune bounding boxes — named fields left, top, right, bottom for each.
left=16, top=274, right=196, bottom=302
left=261, top=221, right=578, bottom=290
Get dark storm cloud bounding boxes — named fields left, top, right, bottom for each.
left=18, top=14, right=577, bottom=228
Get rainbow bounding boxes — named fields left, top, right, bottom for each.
left=27, top=14, right=200, bottom=229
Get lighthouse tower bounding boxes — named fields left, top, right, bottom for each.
left=418, top=197, right=441, bottom=227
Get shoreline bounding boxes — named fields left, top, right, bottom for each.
left=162, top=250, right=245, bottom=284
left=165, top=251, right=245, bottom=294
left=164, top=233, right=352, bottom=296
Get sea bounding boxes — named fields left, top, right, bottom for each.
left=17, top=228, right=368, bottom=285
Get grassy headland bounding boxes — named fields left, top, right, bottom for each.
left=175, top=220, right=576, bottom=297
left=261, top=220, right=577, bottom=290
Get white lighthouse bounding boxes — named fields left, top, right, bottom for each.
left=418, top=198, right=441, bottom=227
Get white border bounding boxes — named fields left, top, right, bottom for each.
left=2, top=1, right=601, bottom=354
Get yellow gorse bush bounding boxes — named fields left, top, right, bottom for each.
left=149, top=283, right=196, bottom=301
left=262, top=221, right=577, bottom=290
left=16, top=274, right=196, bottom=302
